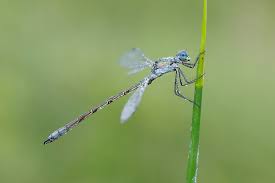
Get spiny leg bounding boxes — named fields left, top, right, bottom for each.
left=178, top=68, right=206, bottom=86
left=177, top=68, right=184, bottom=86
left=181, top=74, right=205, bottom=87
left=174, top=71, right=193, bottom=104
left=183, top=51, right=205, bottom=68
left=174, top=70, right=198, bottom=106
left=177, top=68, right=194, bottom=85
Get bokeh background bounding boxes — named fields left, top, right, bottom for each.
left=1, top=0, right=275, bottom=183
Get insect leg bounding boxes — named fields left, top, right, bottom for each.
left=174, top=70, right=198, bottom=106
left=177, top=68, right=193, bottom=85
left=178, top=68, right=205, bottom=86
left=177, top=68, right=184, bottom=86
left=183, top=51, right=205, bottom=68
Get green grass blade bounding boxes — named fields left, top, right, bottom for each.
left=186, top=0, right=207, bottom=183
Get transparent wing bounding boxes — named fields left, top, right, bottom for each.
left=120, top=80, right=149, bottom=123
left=119, top=48, right=153, bottom=75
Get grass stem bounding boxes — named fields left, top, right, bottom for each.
left=186, top=0, right=207, bottom=182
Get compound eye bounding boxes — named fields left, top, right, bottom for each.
left=181, top=51, right=187, bottom=57
left=176, top=50, right=187, bottom=60
left=177, top=50, right=187, bottom=56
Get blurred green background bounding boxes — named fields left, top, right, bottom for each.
left=1, top=0, right=275, bottom=183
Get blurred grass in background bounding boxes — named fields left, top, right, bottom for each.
left=0, top=0, right=275, bottom=183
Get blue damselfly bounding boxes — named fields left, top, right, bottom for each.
left=43, top=48, right=204, bottom=144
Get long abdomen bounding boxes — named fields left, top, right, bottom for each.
left=43, top=81, right=143, bottom=144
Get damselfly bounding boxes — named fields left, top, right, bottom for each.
left=43, top=48, right=204, bottom=144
